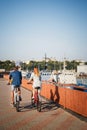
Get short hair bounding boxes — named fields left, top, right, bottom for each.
left=14, top=66, right=19, bottom=70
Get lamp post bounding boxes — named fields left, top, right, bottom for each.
left=53, top=57, right=56, bottom=70
left=45, top=53, right=47, bottom=70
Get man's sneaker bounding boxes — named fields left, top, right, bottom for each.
left=10, top=103, right=14, bottom=108
left=19, top=96, right=22, bottom=101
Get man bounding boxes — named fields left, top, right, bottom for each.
left=8, top=66, right=22, bottom=105
left=49, top=70, right=58, bottom=83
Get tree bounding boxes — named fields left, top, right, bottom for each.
left=0, top=60, right=15, bottom=71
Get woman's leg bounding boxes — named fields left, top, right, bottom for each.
left=32, top=88, right=35, bottom=98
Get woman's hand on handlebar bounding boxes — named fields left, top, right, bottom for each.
left=27, top=82, right=32, bottom=84
left=7, top=82, right=10, bottom=85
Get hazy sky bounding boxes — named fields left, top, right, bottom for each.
left=0, top=0, right=87, bottom=62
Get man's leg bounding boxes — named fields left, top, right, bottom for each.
left=11, top=85, right=14, bottom=104
left=11, top=91, right=14, bottom=104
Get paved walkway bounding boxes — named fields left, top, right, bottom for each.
left=0, top=78, right=87, bottom=130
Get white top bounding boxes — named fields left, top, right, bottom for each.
left=50, top=74, right=58, bottom=82
left=29, top=72, right=41, bottom=88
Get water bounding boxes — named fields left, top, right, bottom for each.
left=77, top=78, right=87, bottom=87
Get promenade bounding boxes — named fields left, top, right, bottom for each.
left=0, top=78, right=87, bottom=130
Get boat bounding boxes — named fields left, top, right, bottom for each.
left=40, top=70, right=51, bottom=76
left=58, top=70, right=77, bottom=84
left=56, top=59, right=87, bottom=91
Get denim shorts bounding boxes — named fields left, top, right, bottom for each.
left=11, top=85, right=20, bottom=91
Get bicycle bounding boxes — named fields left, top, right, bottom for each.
left=31, top=87, right=41, bottom=112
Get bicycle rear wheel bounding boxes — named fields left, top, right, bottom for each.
left=15, top=95, right=20, bottom=112
left=37, top=101, right=41, bottom=112
left=16, top=101, right=20, bottom=112
left=34, top=89, right=41, bottom=112
left=31, top=91, right=34, bottom=105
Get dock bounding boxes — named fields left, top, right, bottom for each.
left=0, top=78, right=87, bottom=130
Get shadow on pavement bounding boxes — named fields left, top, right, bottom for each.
left=19, top=101, right=59, bottom=112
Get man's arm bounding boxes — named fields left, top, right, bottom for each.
left=19, top=71, right=22, bottom=84
left=7, top=72, right=12, bottom=85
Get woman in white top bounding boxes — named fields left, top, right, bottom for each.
left=28, top=67, right=41, bottom=99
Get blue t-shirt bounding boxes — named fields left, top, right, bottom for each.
left=9, top=70, right=22, bottom=86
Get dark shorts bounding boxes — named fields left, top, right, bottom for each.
left=11, top=85, right=20, bottom=91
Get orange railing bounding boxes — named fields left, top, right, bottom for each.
left=4, top=75, right=87, bottom=117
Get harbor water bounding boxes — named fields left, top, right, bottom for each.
left=76, top=78, right=87, bottom=87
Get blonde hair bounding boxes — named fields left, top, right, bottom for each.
left=34, top=67, right=39, bottom=76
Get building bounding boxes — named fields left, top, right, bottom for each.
left=77, top=65, right=87, bottom=74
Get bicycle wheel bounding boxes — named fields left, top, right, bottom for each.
left=16, top=101, right=20, bottom=112
left=37, top=101, right=41, bottom=112
left=15, top=96, right=20, bottom=112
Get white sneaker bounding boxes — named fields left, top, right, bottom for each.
left=10, top=103, right=14, bottom=108
left=32, top=97, right=34, bottom=100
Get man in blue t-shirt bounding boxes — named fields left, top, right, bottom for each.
left=8, top=66, right=22, bottom=105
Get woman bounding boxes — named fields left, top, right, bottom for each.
left=28, top=67, right=41, bottom=99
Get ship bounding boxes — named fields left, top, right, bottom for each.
left=58, top=70, right=77, bottom=85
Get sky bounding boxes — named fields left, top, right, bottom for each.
left=0, top=0, right=87, bottom=62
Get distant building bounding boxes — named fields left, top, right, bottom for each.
left=0, top=69, right=5, bottom=72
left=25, top=61, right=30, bottom=64
left=75, top=59, right=85, bottom=63
left=77, top=65, right=87, bottom=74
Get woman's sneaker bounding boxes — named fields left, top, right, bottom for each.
left=32, top=97, right=34, bottom=100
